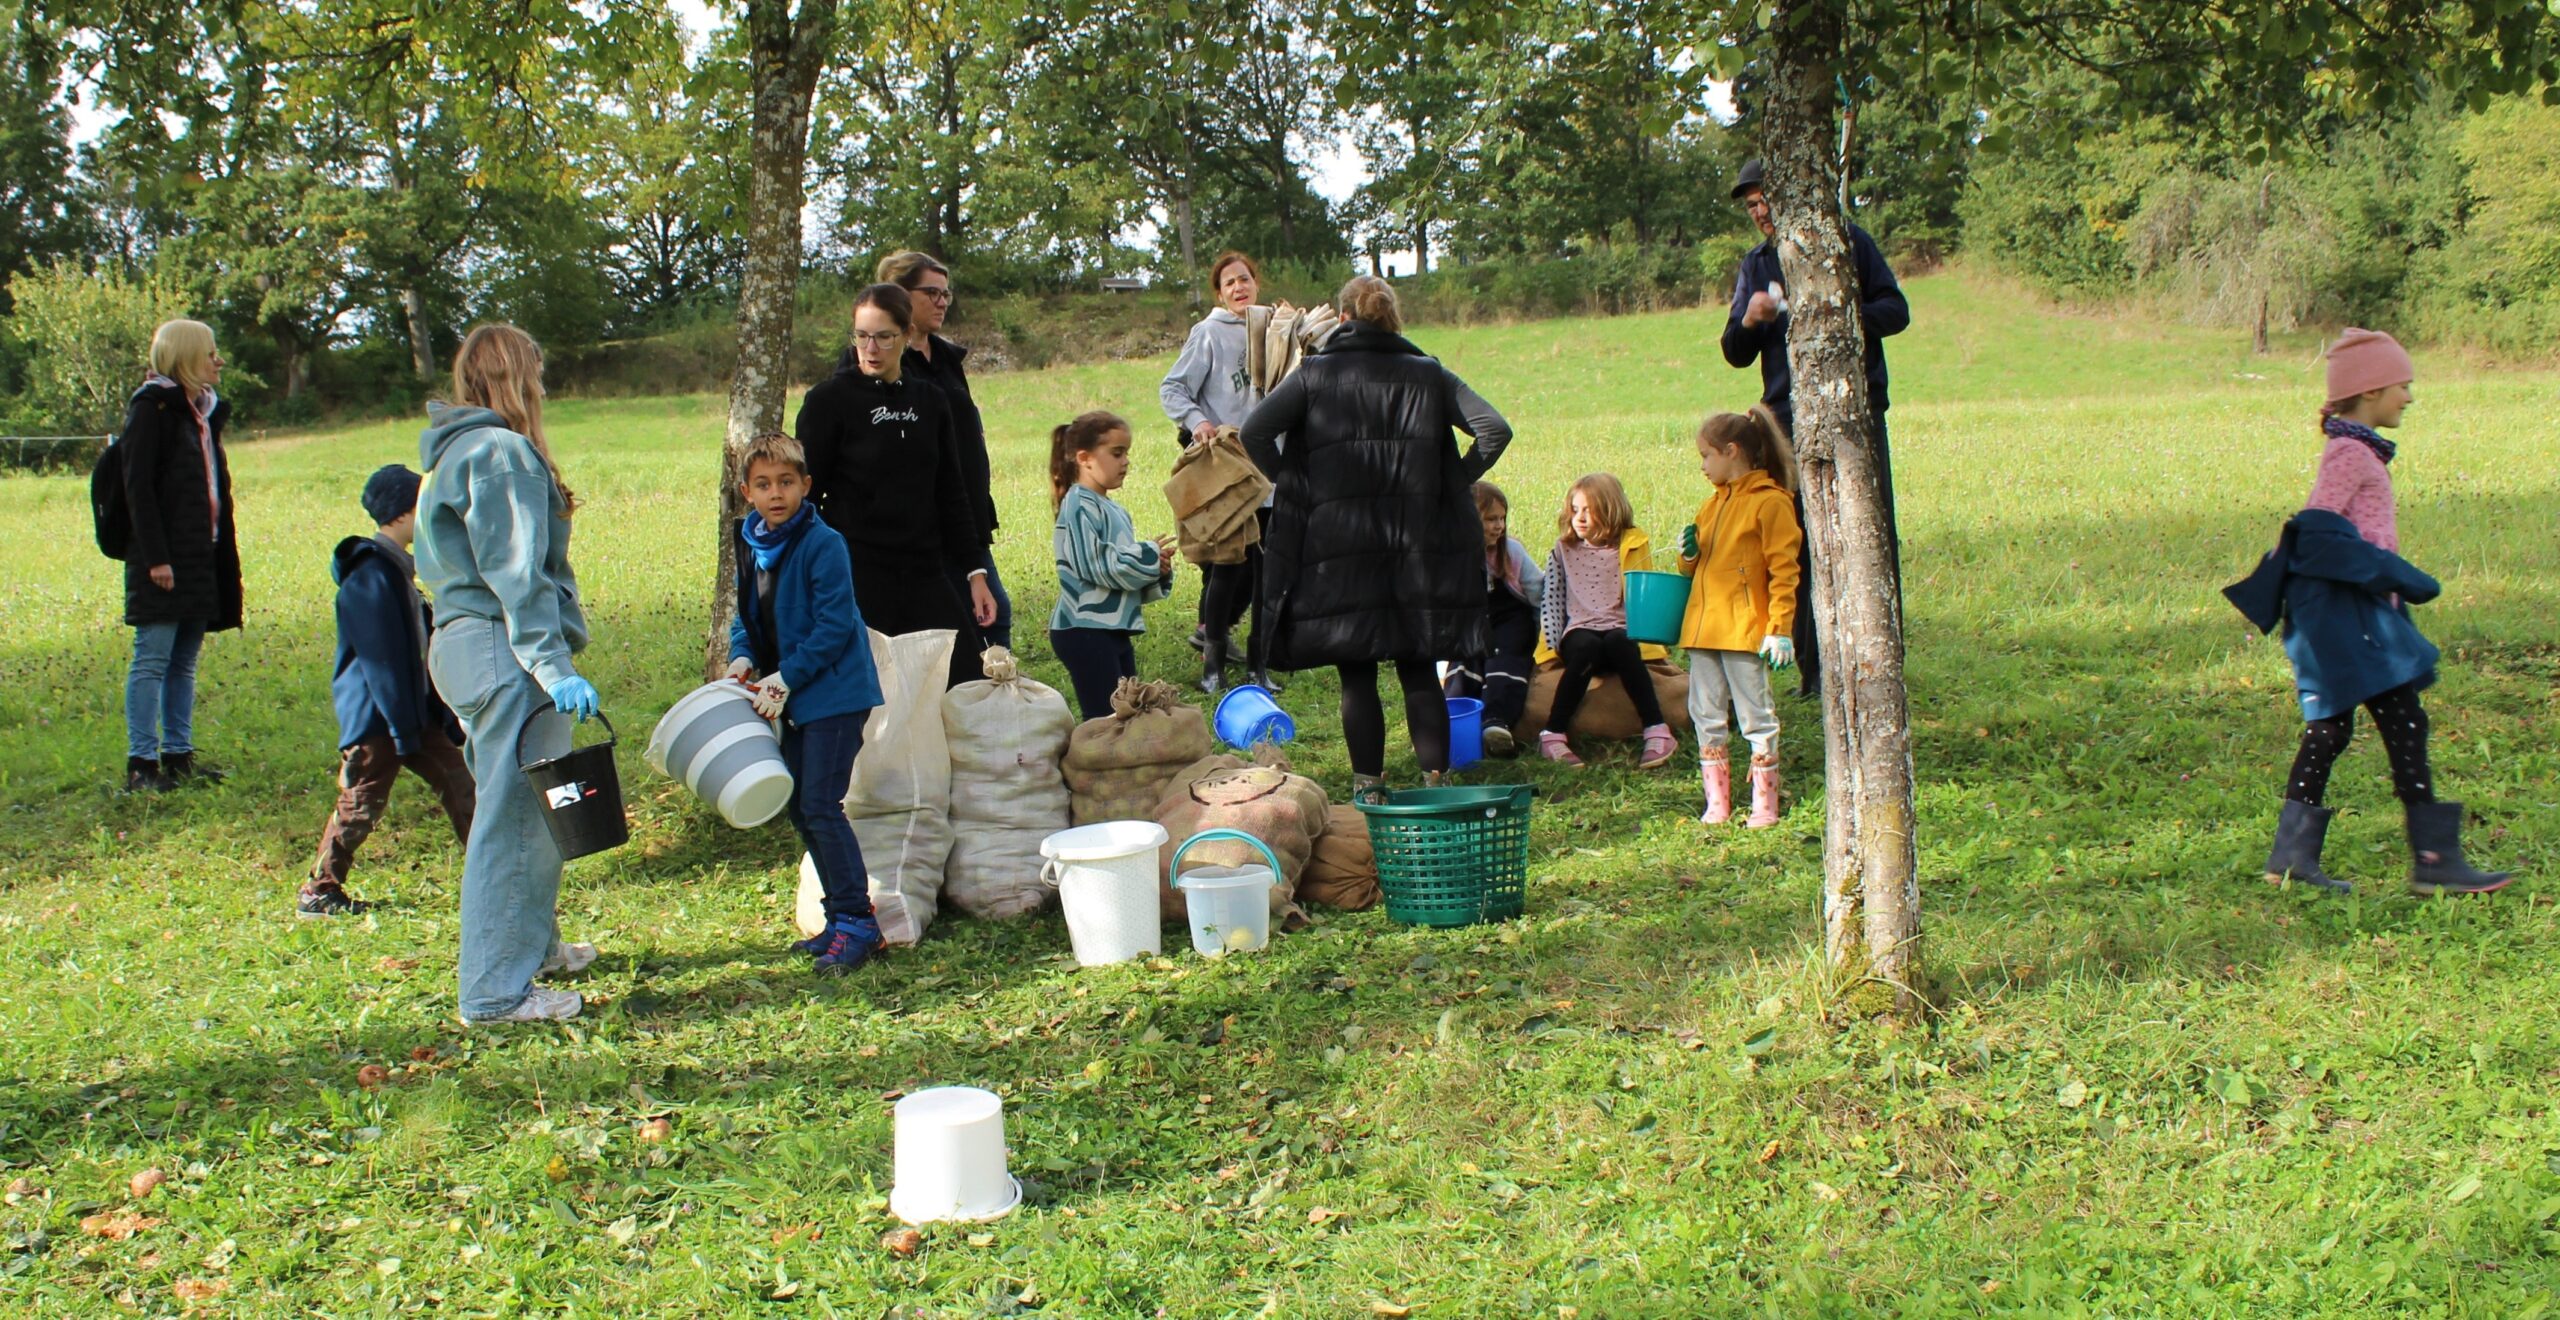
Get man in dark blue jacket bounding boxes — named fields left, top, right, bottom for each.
left=301, top=465, right=474, bottom=917
left=1720, top=158, right=1911, bottom=696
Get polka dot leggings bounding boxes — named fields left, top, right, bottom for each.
left=2285, top=682, right=2435, bottom=806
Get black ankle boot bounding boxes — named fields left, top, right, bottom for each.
left=161, top=750, right=224, bottom=784
left=2263, top=799, right=2348, bottom=892
left=124, top=757, right=175, bottom=793
left=2406, top=800, right=2513, bottom=896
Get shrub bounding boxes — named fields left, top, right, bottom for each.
left=1, top=260, right=192, bottom=435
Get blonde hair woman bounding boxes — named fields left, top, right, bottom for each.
left=1238, top=275, right=1514, bottom=804
left=118, top=319, right=240, bottom=792
left=414, top=324, right=599, bottom=1024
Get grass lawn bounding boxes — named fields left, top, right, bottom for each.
left=2, top=268, right=2556, bottom=1316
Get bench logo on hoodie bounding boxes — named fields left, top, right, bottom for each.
left=870, top=406, right=919, bottom=426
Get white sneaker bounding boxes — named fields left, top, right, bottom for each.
left=539, top=941, right=598, bottom=977
left=462, top=986, right=583, bottom=1026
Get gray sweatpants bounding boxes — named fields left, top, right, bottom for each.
left=1689, top=649, right=1779, bottom=759
left=428, top=616, right=570, bottom=1020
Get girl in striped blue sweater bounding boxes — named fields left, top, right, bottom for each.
left=1048, top=411, right=1177, bottom=719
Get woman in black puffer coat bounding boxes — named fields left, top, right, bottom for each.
left=1241, top=277, right=1512, bottom=803
left=118, top=319, right=243, bottom=793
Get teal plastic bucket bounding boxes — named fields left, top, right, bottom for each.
left=1446, top=697, right=1483, bottom=770
left=1623, top=570, right=1690, bottom=645
left=1213, top=683, right=1295, bottom=749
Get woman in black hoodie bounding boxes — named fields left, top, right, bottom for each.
left=793, top=283, right=990, bottom=688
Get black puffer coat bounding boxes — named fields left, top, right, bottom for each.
left=1240, top=325, right=1512, bottom=668
left=120, top=380, right=243, bottom=632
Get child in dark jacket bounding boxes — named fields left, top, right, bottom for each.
left=2236, top=329, right=2511, bottom=897
left=1442, top=481, right=1543, bottom=757
left=302, top=464, right=475, bottom=917
left=724, top=432, right=889, bottom=974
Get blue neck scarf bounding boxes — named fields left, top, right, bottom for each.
left=741, top=500, right=817, bottom=572
left=2324, top=414, right=2396, bottom=464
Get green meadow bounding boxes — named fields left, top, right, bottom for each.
left=2, top=269, right=2555, bottom=1315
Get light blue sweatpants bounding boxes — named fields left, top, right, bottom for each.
left=428, top=616, right=570, bottom=1019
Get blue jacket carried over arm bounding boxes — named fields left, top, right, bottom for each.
left=331, top=535, right=460, bottom=753
left=2224, top=508, right=2440, bottom=721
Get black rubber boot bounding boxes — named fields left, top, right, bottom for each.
left=123, top=757, right=175, bottom=794
left=1199, top=633, right=1229, bottom=696
left=2263, top=799, right=2349, bottom=893
left=2406, top=800, right=2514, bottom=896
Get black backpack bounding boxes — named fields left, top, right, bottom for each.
left=91, top=435, right=130, bottom=560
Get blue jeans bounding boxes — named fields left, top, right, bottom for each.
left=127, top=622, right=208, bottom=760
left=783, top=712, right=872, bottom=927
left=949, top=553, right=1013, bottom=654
left=428, top=616, right=571, bottom=1020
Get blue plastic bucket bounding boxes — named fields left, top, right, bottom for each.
left=1446, top=697, right=1484, bottom=770
left=1624, top=570, right=1690, bottom=645
left=1213, top=683, right=1296, bottom=749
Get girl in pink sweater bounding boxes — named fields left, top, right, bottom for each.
left=2260, top=329, right=2510, bottom=897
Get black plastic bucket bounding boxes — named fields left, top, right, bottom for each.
left=520, top=712, right=628, bottom=861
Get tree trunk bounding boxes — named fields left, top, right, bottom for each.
left=1760, top=0, right=1925, bottom=1019
left=711, top=0, right=841, bottom=679
left=1172, top=187, right=1199, bottom=305
left=1413, top=217, right=1429, bottom=274
left=402, top=287, right=436, bottom=381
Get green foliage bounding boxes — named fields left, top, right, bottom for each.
left=4, top=276, right=2558, bottom=1310
left=0, top=259, right=193, bottom=435
left=2406, top=96, right=2560, bottom=353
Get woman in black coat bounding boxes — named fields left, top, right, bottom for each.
left=118, top=319, right=242, bottom=793
left=1240, top=276, right=1512, bottom=803
left=793, top=282, right=991, bottom=689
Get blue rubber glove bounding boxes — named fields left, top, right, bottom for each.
left=1680, top=523, right=1699, bottom=560
left=547, top=676, right=600, bottom=721
left=1759, top=635, right=1796, bottom=670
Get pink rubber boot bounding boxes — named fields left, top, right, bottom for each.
left=1699, top=755, right=1733, bottom=824
left=1746, top=754, right=1782, bottom=829
left=1537, top=730, right=1583, bottom=768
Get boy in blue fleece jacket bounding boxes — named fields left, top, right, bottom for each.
left=301, top=464, right=475, bottom=917
left=724, top=433, right=887, bottom=974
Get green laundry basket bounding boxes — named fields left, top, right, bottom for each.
left=1354, top=784, right=1536, bottom=928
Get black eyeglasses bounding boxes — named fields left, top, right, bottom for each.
left=913, top=286, right=953, bottom=303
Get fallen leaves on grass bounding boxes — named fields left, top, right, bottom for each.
left=128, top=1168, right=165, bottom=1199
left=173, top=1279, right=226, bottom=1306
left=1371, top=1303, right=1413, bottom=1318
left=356, top=1065, right=390, bottom=1090
left=879, top=1227, right=922, bottom=1258
left=1756, top=1139, right=1782, bottom=1164
left=80, top=1210, right=162, bottom=1240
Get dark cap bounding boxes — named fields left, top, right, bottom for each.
left=361, top=463, right=422, bottom=525
left=1730, top=158, right=1766, bottom=199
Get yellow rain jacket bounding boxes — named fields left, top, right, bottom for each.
left=1534, top=527, right=1670, bottom=665
left=1673, top=471, right=1802, bottom=652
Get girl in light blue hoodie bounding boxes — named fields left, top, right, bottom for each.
left=414, top=324, right=601, bottom=1025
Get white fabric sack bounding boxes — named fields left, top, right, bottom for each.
left=804, top=627, right=955, bottom=945
left=941, top=647, right=1074, bottom=920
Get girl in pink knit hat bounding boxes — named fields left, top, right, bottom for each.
left=2231, top=328, right=2512, bottom=896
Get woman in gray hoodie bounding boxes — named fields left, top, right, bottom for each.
left=415, top=324, right=601, bottom=1025
left=1160, top=250, right=1274, bottom=693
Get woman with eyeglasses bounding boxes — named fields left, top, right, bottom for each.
left=877, top=251, right=1007, bottom=652
left=793, top=282, right=988, bottom=689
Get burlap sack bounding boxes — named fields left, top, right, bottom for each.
left=1519, top=658, right=1690, bottom=742
left=1162, top=429, right=1270, bottom=565
left=796, top=628, right=955, bottom=944
left=1064, top=678, right=1214, bottom=824
left=941, top=648, right=1074, bottom=921
left=1301, top=805, right=1380, bottom=911
left=1155, top=760, right=1328, bottom=927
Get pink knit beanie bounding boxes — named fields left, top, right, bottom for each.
left=2325, top=328, right=2414, bottom=403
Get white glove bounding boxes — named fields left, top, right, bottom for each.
left=724, top=657, right=755, bottom=682
left=749, top=673, right=790, bottom=719
left=1760, top=635, right=1796, bottom=670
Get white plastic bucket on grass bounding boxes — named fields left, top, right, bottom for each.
left=1038, top=821, right=1168, bottom=967
left=1170, top=829, right=1284, bottom=957
left=888, top=1086, right=1021, bottom=1224
left=644, top=681, right=793, bottom=829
